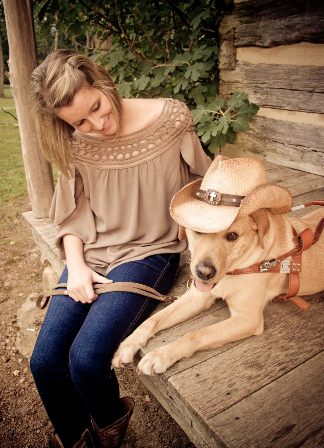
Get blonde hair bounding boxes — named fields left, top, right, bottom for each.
left=30, top=50, right=123, bottom=176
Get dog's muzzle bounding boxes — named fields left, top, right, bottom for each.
left=194, top=262, right=217, bottom=292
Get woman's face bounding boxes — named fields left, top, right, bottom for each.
left=56, top=85, right=119, bottom=137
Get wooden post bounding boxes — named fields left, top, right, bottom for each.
left=0, top=34, right=5, bottom=98
left=3, top=0, right=54, bottom=218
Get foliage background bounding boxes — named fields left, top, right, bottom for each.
left=18, top=1, right=258, bottom=156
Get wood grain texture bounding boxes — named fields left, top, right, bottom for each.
left=208, top=352, right=324, bottom=448
left=3, top=0, right=54, bottom=217
left=221, top=117, right=324, bottom=175
left=23, top=211, right=65, bottom=276
left=134, top=362, right=224, bottom=448
left=220, top=0, right=324, bottom=47
left=169, top=299, right=324, bottom=421
left=220, top=62, right=324, bottom=113
left=298, top=427, right=324, bottom=448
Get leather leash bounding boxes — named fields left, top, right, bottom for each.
left=36, top=282, right=178, bottom=310
left=227, top=201, right=324, bottom=310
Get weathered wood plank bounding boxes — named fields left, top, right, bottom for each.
left=133, top=358, right=224, bottom=448
left=220, top=0, right=324, bottom=47
left=265, top=166, right=306, bottom=184
left=221, top=116, right=324, bottom=175
left=278, top=174, right=324, bottom=196
left=23, top=211, right=65, bottom=276
left=208, top=351, right=324, bottom=448
left=169, top=297, right=324, bottom=421
left=220, top=62, right=324, bottom=113
left=249, top=117, right=324, bottom=154
left=298, top=427, right=324, bottom=448
left=263, top=161, right=281, bottom=171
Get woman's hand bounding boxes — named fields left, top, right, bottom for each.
left=63, top=234, right=112, bottom=304
left=66, top=263, right=112, bottom=304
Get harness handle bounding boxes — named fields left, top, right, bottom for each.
left=291, top=201, right=324, bottom=211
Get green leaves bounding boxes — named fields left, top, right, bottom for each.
left=191, top=105, right=206, bottom=124
left=32, top=1, right=258, bottom=158
left=192, top=92, right=259, bottom=154
left=133, top=76, right=150, bottom=91
left=109, top=50, right=126, bottom=68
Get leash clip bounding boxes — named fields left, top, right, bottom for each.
left=260, top=259, right=278, bottom=272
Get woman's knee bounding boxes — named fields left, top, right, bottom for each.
left=69, top=344, right=112, bottom=387
left=30, top=338, right=69, bottom=384
left=30, top=345, right=56, bottom=382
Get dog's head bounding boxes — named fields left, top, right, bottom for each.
left=180, top=209, right=270, bottom=292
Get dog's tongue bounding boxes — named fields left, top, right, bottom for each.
left=194, top=279, right=215, bottom=292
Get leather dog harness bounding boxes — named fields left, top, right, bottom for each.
left=226, top=201, right=324, bottom=311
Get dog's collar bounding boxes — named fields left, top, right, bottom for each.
left=196, top=189, right=245, bottom=207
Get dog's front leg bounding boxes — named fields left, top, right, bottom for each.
left=111, top=287, right=216, bottom=369
left=137, top=295, right=265, bottom=375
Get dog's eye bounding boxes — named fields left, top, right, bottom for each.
left=226, top=232, right=239, bottom=241
left=194, top=231, right=202, bottom=235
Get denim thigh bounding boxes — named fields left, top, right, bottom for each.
left=30, top=253, right=179, bottom=437
left=68, top=253, right=180, bottom=378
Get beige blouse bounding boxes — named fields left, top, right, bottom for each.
left=49, top=98, right=211, bottom=275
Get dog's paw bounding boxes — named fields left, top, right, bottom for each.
left=136, top=349, right=173, bottom=376
left=111, top=338, right=141, bottom=369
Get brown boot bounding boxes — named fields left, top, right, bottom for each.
left=48, top=428, right=95, bottom=448
left=92, top=397, right=135, bottom=448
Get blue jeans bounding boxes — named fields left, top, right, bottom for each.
left=30, top=253, right=180, bottom=447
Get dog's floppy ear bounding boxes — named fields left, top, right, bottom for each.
left=250, top=209, right=270, bottom=249
left=178, top=225, right=187, bottom=241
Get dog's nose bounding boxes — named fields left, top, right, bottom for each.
left=196, top=262, right=216, bottom=281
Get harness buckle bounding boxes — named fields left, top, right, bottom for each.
left=260, top=259, right=278, bottom=272
left=280, top=260, right=291, bottom=273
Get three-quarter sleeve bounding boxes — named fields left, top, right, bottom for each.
left=180, top=131, right=212, bottom=180
left=49, top=168, right=97, bottom=259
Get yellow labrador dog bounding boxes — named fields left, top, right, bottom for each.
left=112, top=156, right=324, bottom=375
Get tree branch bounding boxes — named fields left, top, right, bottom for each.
left=133, top=7, right=167, bottom=60
left=1, top=107, right=18, bottom=121
left=114, top=0, right=155, bottom=65
left=162, top=0, right=191, bottom=29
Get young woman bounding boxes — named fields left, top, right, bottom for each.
left=29, top=49, right=211, bottom=448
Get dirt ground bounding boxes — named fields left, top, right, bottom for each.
left=0, top=196, right=196, bottom=448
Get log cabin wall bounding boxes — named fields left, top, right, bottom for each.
left=219, top=0, right=324, bottom=175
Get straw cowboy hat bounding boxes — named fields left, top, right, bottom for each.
left=170, top=155, right=293, bottom=234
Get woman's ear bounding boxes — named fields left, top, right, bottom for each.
left=178, top=225, right=187, bottom=241
left=249, top=209, right=270, bottom=249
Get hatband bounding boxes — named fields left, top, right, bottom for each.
left=196, top=189, right=245, bottom=207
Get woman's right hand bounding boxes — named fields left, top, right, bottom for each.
left=63, top=234, right=113, bottom=304
left=66, top=262, right=113, bottom=304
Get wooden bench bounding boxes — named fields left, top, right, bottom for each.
left=23, top=162, right=324, bottom=448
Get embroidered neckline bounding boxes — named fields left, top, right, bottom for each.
left=70, top=98, right=194, bottom=169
